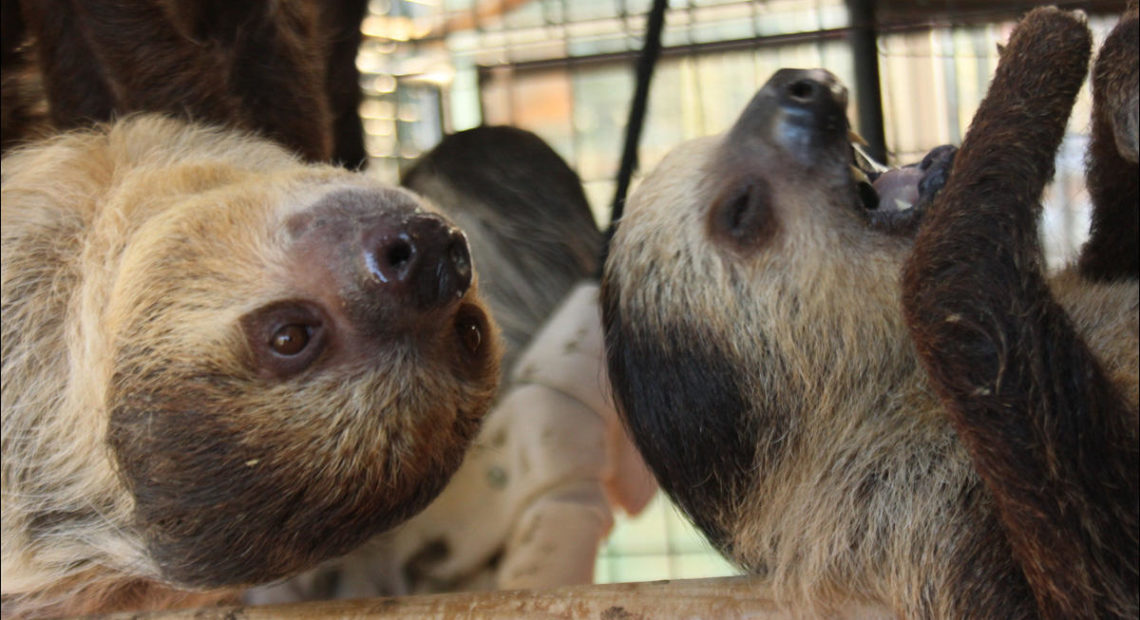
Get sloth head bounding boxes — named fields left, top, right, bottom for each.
left=2, top=117, right=499, bottom=594
left=601, top=70, right=927, bottom=559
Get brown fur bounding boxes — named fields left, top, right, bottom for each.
left=0, top=0, right=369, bottom=165
left=602, top=8, right=1137, bottom=618
left=1, top=82, right=498, bottom=620
left=0, top=3, right=488, bottom=614
left=242, top=126, right=606, bottom=602
left=1080, top=1, right=1139, bottom=281
left=902, top=7, right=1138, bottom=617
left=2, top=5, right=610, bottom=615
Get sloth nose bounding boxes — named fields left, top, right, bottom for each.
left=729, top=68, right=850, bottom=163
left=363, top=213, right=472, bottom=309
left=779, top=69, right=847, bottom=107
left=773, top=68, right=848, bottom=128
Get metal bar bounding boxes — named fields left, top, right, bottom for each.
left=607, top=0, right=668, bottom=230
left=489, top=27, right=851, bottom=74
left=847, top=0, right=887, bottom=163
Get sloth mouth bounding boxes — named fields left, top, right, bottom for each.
left=849, top=142, right=956, bottom=235
left=850, top=141, right=888, bottom=209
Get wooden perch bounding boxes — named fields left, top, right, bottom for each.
left=99, top=577, right=891, bottom=619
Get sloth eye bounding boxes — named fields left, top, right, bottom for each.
left=270, top=324, right=311, bottom=356
left=241, top=301, right=329, bottom=379
left=456, top=313, right=482, bottom=354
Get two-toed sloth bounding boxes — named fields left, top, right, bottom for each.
left=603, top=6, right=1137, bottom=619
left=1, top=3, right=506, bottom=617
left=1, top=116, right=501, bottom=618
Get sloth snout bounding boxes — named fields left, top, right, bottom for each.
left=362, top=213, right=472, bottom=310
left=770, top=69, right=848, bottom=139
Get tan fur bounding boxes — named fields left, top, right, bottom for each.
left=606, top=131, right=1138, bottom=616
left=1, top=116, right=499, bottom=617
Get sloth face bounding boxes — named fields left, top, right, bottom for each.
left=98, top=168, right=503, bottom=588
left=1, top=118, right=500, bottom=593
left=100, top=167, right=500, bottom=588
left=602, top=69, right=925, bottom=557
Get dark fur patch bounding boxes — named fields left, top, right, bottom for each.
left=602, top=286, right=763, bottom=557
left=1079, top=6, right=1139, bottom=282
left=319, top=0, right=369, bottom=170
left=106, top=365, right=475, bottom=588
left=6, top=1, right=369, bottom=164
left=942, top=484, right=1037, bottom=619
left=401, top=126, right=592, bottom=230
left=706, top=175, right=779, bottom=252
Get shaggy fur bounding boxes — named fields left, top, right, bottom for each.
left=1080, top=0, right=1139, bottom=281
left=0, top=0, right=369, bottom=166
left=1, top=116, right=499, bottom=617
left=602, top=7, right=1137, bottom=618
left=238, top=124, right=606, bottom=601
left=241, top=125, right=608, bottom=602
left=3, top=2, right=609, bottom=614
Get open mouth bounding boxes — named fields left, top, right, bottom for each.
left=849, top=142, right=957, bottom=235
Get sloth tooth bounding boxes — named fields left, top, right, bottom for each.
left=894, top=198, right=914, bottom=211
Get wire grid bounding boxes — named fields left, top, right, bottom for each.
left=594, top=492, right=743, bottom=583
left=356, top=0, right=1117, bottom=582
left=359, top=0, right=1107, bottom=265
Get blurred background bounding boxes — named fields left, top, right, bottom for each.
left=352, top=0, right=1125, bottom=584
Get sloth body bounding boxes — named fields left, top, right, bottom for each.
left=1, top=116, right=498, bottom=616
left=603, top=7, right=1137, bottom=618
left=4, top=2, right=613, bottom=613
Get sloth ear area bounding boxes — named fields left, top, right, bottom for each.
left=707, top=176, right=778, bottom=251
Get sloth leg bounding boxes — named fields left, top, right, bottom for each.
left=17, top=0, right=117, bottom=130
left=1079, top=3, right=1138, bottom=282
left=319, top=0, right=370, bottom=170
left=20, top=0, right=333, bottom=161
left=902, top=8, right=1138, bottom=619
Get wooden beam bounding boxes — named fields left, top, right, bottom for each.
left=100, top=577, right=892, bottom=619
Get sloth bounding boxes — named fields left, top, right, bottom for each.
left=0, top=115, right=500, bottom=618
left=243, top=125, right=613, bottom=602
left=1, top=2, right=506, bottom=616
left=3, top=1, right=616, bottom=614
left=602, top=6, right=1137, bottom=619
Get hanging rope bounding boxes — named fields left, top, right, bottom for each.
left=600, top=0, right=669, bottom=270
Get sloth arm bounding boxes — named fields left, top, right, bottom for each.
left=901, top=8, right=1138, bottom=620
left=19, top=0, right=332, bottom=161
left=1079, top=3, right=1139, bottom=282
left=13, top=0, right=117, bottom=131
